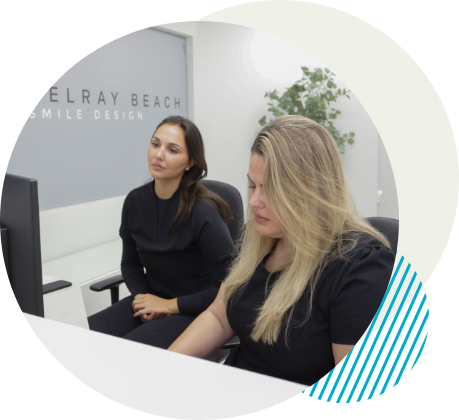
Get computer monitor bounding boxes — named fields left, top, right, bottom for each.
left=0, top=173, right=44, bottom=317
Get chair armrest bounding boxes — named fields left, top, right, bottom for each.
left=90, top=274, right=124, bottom=292
left=221, top=335, right=240, bottom=350
left=90, top=274, right=125, bottom=305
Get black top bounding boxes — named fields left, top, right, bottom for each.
left=119, top=181, right=234, bottom=315
left=224, top=238, right=395, bottom=385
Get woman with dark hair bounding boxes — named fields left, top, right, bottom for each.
left=88, top=116, right=234, bottom=351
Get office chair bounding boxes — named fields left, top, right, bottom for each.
left=89, top=180, right=244, bottom=358
left=366, top=217, right=399, bottom=254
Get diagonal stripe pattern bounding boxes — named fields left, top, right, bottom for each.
left=304, top=255, right=428, bottom=402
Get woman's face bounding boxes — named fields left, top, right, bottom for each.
left=248, top=154, right=284, bottom=239
left=148, top=124, right=192, bottom=181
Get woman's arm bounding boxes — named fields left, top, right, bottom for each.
left=119, top=195, right=149, bottom=297
left=176, top=205, right=235, bottom=315
left=332, top=343, right=354, bottom=365
left=169, top=284, right=235, bottom=358
left=120, top=237, right=149, bottom=297
left=329, top=244, right=394, bottom=366
left=120, top=196, right=169, bottom=321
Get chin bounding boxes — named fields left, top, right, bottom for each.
left=150, top=169, right=165, bottom=179
left=255, top=224, right=272, bottom=237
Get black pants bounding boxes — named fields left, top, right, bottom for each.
left=88, top=296, right=229, bottom=361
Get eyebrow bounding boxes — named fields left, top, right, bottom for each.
left=151, top=136, right=184, bottom=150
left=247, top=174, right=262, bottom=187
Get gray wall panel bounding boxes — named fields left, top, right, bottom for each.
left=7, top=28, right=187, bottom=210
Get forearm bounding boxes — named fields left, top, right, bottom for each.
left=122, top=264, right=149, bottom=296
left=168, top=308, right=234, bottom=359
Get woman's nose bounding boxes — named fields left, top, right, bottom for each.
left=156, top=147, right=165, bottom=160
left=249, top=190, right=263, bottom=209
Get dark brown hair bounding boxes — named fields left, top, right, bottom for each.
left=154, top=116, right=232, bottom=234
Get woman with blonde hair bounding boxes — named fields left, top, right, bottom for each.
left=169, top=115, right=395, bottom=385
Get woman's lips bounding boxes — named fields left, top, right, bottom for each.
left=152, top=163, right=164, bottom=170
left=254, top=213, right=269, bottom=223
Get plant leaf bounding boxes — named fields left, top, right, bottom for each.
left=259, top=66, right=355, bottom=152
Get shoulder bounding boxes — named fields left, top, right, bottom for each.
left=128, top=182, right=152, bottom=197
left=189, top=198, right=232, bottom=241
left=345, top=237, right=394, bottom=262
left=317, top=237, right=395, bottom=300
left=191, top=198, right=223, bottom=221
left=121, top=183, right=153, bottom=220
left=331, top=237, right=395, bottom=278
left=317, top=238, right=396, bottom=344
left=120, top=184, right=152, bottom=234
left=124, top=182, right=152, bottom=205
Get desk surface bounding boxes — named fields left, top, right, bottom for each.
left=26, top=313, right=306, bottom=419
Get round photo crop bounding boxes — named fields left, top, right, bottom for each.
left=1, top=2, right=456, bottom=419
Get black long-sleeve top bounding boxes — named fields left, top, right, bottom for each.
left=225, top=238, right=395, bottom=385
left=119, top=181, right=234, bottom=315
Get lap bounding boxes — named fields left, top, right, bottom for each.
left=88, top=296, right=197, bottom=349
left=88, top=295, right=142, bottom=337
left=123, top=313, right=197, bottom=349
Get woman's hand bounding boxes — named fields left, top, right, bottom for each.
left=140, top=312, right=167, bottom=323
left=132, top=293, right=179, bottom=321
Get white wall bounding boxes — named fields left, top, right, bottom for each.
left=378, top=137, right=399, bottom=219
left=160, top=21, right=196, bottom=37
left=158, top=21, right=394, bottom=218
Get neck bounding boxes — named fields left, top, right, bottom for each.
left=154, top=177, right=181, bottom=199
left=265, top=237, right=289, bottom=272
left=275, top=237, right=288, bottom=256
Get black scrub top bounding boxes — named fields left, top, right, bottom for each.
left=119, top=181, right=234, bottom=315
left=224, top=238, right=395, bottom=386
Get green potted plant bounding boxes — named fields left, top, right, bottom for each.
left=259, top=67, right=355, bottom=153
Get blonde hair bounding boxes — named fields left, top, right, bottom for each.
left=223, top=115, right=390, bottom=346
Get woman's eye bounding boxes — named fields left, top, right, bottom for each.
left=248, top=185, right=255, bottom=190
left=151, top=142, right=159, bottom=147
left=169, top=149, right=177, bottom=154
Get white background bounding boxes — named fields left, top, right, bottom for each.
left=22, top=0, right=459, bottom=419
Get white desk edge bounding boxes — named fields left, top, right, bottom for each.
left=25, top=313, right=306, bottom=419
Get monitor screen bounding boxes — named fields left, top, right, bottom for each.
left=1, top=173, right=44, bottom=317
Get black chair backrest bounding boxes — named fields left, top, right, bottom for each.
left=201, top=180, right=244, bottom=243
left=366, top=217, right=399, bottom=254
